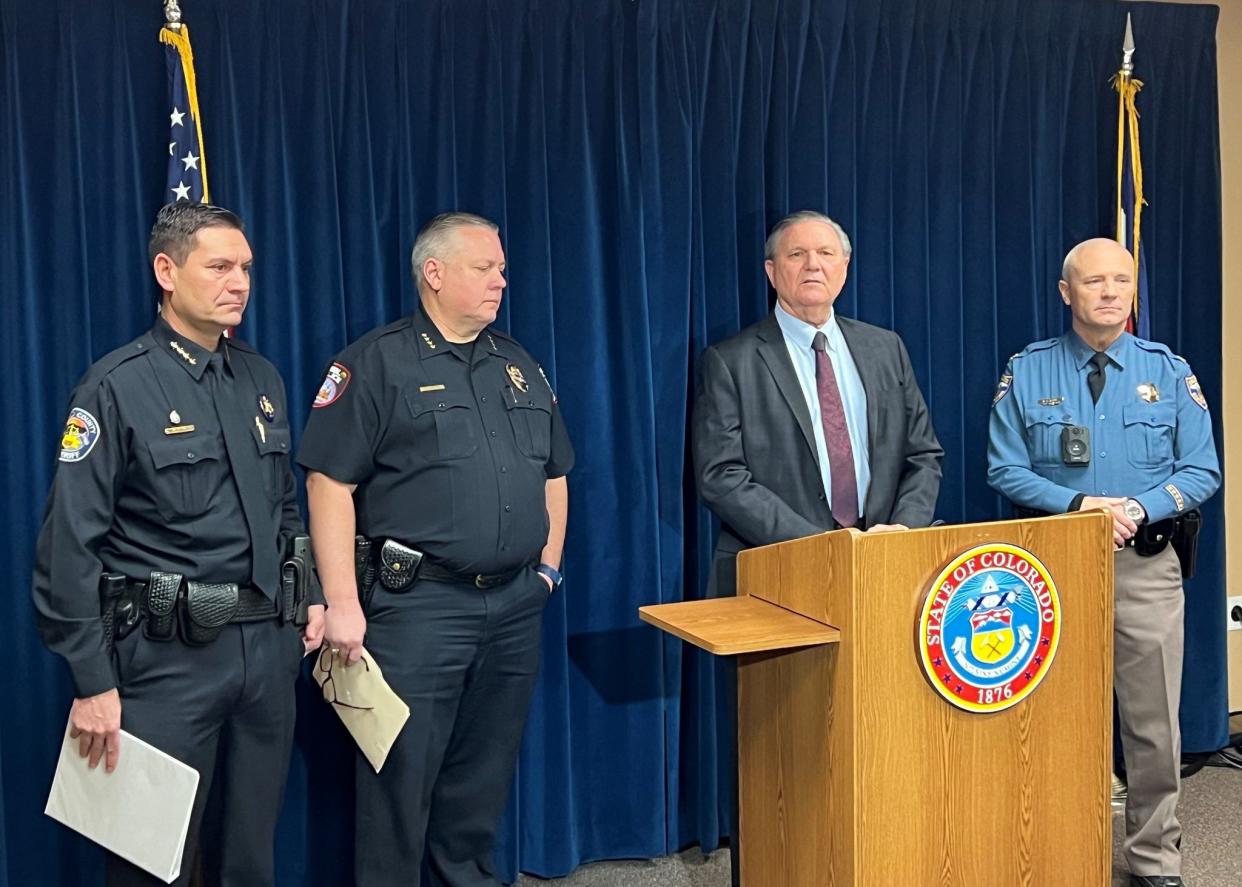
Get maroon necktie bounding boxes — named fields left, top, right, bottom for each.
left=812, top=331, right=859, bottom=528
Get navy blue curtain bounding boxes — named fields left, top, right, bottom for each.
left=1, top=1, right=1224, bottom=884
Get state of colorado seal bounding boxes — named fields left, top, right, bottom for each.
left=917, top=543, right=1061, bottom=713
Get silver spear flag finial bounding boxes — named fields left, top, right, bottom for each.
left=1121, top=13, right=1135, bottom=76
left=164, top=0, right=183, bottom=31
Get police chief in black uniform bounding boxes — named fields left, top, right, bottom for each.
left=299, top=212, right=572, bottom=887
left=32, top=203, right=325, bottom=885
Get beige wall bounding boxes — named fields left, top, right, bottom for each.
left=1133, top=1, right=1241, bottom=711
left=1217, top=0, right=1242, bottom=715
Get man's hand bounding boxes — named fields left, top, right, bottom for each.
left=69, top=689, right=122, bottom=772
left=1078, top=496, right=1136, bottom=548
left=323, top=597, right=367, bottom=664
left=536, top=572, right=554, bottom=593
left=865, top=523, right=909, bottom=534
left=301, top=604, right=326, bottom=654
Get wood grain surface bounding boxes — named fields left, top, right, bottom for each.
left=733, top=513, right=1113, bottom=886
left=638, top=596, right=841, bottom=655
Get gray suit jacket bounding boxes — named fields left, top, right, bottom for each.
left=692, top=311, right=943, bottom=597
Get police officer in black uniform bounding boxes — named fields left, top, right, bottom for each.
left=33, top=203, right=325, bottom=886
left=299, top=212, right=572, bottom=887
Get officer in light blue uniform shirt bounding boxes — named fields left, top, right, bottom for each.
left=988, top=238, right=1220, bottom=887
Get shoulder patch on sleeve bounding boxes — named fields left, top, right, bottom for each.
left=1185, top=374, right=1208, bottom=411
left=59, top=407, right=101, bottom=462
left=313, top=363, right=351, bottom=408
left=992, top=369, right=1013, bottom=406
left=992, top=355, right=1018, bottom=406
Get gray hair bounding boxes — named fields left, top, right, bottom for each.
left=148, top=202, right=244, bottom=265
left=410, top=212, right=500, bottom=289
left=764, top=210, right=852, bottom=261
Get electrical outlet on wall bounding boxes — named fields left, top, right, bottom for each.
left=1228, top=595, right=1242, bottom=632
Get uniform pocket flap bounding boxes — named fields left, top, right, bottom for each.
left=503, top=396, right=551, bottom=415
left=148, top=435, right=223, bottom=469
left=405, top=389, right=474, bottom=417
left=1123, top=402, right=1176, bottom=428
left=1023, top=405, right=1073, bottom=429
left=251, top=424, right=292, bottom=455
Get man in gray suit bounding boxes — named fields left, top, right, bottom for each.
left=692, top=210, right=942, bottom=884
left=694, top=210, right=943, bottom=599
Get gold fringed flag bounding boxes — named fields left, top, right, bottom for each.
left=160, top=11, right=209, bottom=203
left=1110, top=13, right=1149, bottom=338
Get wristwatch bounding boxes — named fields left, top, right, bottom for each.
left=535, top=563, right=564, bottom=591
left=1123, top=499, right=1146, bottom=525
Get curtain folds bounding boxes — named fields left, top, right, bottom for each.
left=1, top=2, right=1222, bottom=884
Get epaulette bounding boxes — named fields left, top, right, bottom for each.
left=1130, top=336, right=1182, bottom=365
left=1013, top=338, right=1059, bottom=360
left=339, top=317, right=413, bottom=359
left=76, top=335, right=153, bottom=389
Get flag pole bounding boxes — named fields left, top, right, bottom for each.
left=1111, top=13, right=1144, bottom=334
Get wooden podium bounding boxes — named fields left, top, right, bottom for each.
left=640, top=513, right=1113, bottom=886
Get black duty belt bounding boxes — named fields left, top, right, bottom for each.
left=129, top=579, right=280, bottom=622
left=1011, top=505, right=1201, bottom=578
left=417, top=559, right=527, bottom=590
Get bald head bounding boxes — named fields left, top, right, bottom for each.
left=1061, top=238, right=1133, bottom=284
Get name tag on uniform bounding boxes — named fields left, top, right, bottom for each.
left=164, top=424, right=196, bottom=435
left=418, top=384, right=445, bottom=393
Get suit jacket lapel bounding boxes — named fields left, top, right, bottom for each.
left=756, top=313, right=819, bottom=464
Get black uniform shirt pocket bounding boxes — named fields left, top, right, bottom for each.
left=251, top=424, right=292, bottom=499
left=504, top=392, right=552, bottom=461
left=1022, top=405, right=1074, bottom=468
left=403, top=390, right=479, bottom=462
left=1122, top=402, right=1176, bottom=468
left=147, top=435, right=225, bottom=520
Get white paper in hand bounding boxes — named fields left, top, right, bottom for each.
left=45, top=718, right=199, bottom=884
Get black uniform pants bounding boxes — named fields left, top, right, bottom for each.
left=106, top=619, right=303, bottom=887
left=356, top=566, right=548, bottom=887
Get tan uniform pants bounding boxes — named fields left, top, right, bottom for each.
left=1114, top=544, right=1185, bottom=876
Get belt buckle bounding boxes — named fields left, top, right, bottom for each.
left=474, top=574, right=487, bottom=589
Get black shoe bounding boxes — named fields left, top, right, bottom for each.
left=1129, top=876, right=1183, bottom=887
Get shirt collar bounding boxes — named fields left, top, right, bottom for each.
left=410, top=301, right=509, bottom=365
left=1066, top=329, right=1129, bottom=371
left=151, top=315, right=229, bottom=380
left=774, top=301, right=842, bottom=353
left=409, top=301, right=453, bottom=361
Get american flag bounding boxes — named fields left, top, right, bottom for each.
left=160, top=23, right=209, bottom=203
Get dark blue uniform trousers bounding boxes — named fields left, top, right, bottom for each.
left=107, top=619, right=302, bottom=886
left=356, top=566, right=548, bottom=887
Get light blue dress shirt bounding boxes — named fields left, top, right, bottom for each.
left=774, top=301, right=871, bottom=517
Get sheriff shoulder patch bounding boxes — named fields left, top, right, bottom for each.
left=59, top=407, right=101, bottom=463
left=313, top=363, right=351, bottom=408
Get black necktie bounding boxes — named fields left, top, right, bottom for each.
left=207, top=355, right=278, bottom=598
left=1087, top=351, right=1109, bottom=404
